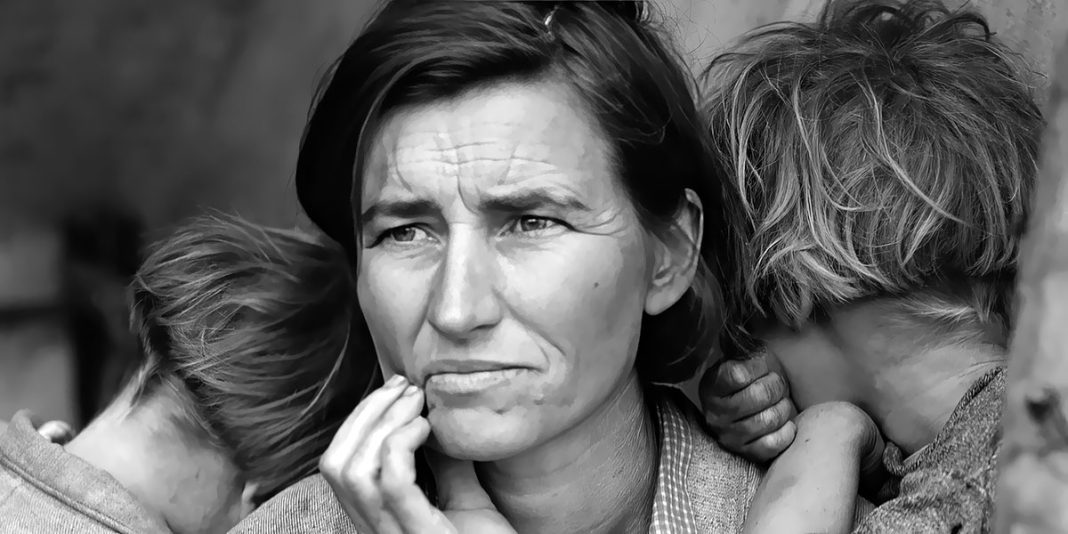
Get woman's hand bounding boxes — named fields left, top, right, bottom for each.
left=426, top=449, right=517, bottom=534
left=320, top=374, right=516, bottom=534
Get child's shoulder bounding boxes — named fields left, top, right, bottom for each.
left=935, top=365, right=1006, bottom=465
left=857, top=367, right=1005, bottom=533
left=229, top=474, right=357, bottom=533
left=888, top=365, right=1004, bottom=477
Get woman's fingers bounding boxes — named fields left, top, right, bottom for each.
left=321, top=379, right=436, bottom=534
left=380, top=416, right=431, bottom=492
left=380, top=417, right=455, bottom=533
left=320, top=376, right=422, bottom=534
left=358, top=385, right=426, bottom=455
left=323, top=374, right=409, bottom=469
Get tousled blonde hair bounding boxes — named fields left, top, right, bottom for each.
left=702, top=0, right=1042, bottom=339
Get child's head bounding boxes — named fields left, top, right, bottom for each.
left=702, top=0, right=1043, bottom=346
left=122, top=214, right=370, bottom=504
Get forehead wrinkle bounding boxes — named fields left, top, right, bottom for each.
left=364, top=120, right=431, bottom=203
left=501, top=139, right=519, bottom=189
left=453, top=138, right=589, bottom=192
left=442, top=137, right=523, bottom=212
left=368, top=81, right=618, bottom=220
left=451, top=140, right=522, bottom=185
left=375, top=131, right=458, bottom=204
left=384, top=140, right=417, bottom=196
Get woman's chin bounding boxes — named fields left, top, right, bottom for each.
left=427, top=407, right=540, bottom=462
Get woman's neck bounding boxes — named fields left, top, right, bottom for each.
left=64, top=393, right=247, bottom=534
left=476, top=373, right=658, bottom=534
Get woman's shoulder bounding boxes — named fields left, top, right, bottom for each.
left=232, top=389, right=768, bottom=534
left=650, top=386, right=764, bottom=532
left=651, top=385, right=760, bottom=470
left=229, top=474, right=358, bottom=534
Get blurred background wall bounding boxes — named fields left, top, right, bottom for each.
left=0, top=0, right=1062, bottom=426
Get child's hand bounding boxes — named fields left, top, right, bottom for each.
left=19, top=413, right=76, bottom=445
left=37, top=420, right=76, bottom=445
left=699, top=353, right=797, bottom=462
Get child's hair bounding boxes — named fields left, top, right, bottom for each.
left=125, top=213, right=374, bottom=502
left=701, top=0, right=1043, bottom=342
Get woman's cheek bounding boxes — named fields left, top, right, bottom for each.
left=358, top=264, right=416, bottom=375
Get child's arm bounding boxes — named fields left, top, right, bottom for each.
left=742, top=402, right=884, bottom=534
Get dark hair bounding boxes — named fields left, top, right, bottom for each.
left=296, top=0, right=747, bottom=382
left=701, top=0, right=1043, bottom=339
left=128, top=214, right=372, bottom=503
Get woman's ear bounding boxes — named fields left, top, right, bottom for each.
left=645, top=188, right=704, bottom=316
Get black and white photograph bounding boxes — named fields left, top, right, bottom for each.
left=0, top=1, right=1065, bottom=532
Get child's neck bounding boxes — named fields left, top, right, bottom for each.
left=762, top=300, right=1006, bottom=456
left=64, top=391, right=249, bottom=534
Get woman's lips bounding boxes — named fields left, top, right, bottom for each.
left=424, top=367, right=527, bottom=395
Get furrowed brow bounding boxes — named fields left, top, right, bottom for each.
left=359, top=199, right=438, bottom=226
left=481, top=189, right=590, bottom=214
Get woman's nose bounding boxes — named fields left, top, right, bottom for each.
left=427, top=231, right=502, bottom=339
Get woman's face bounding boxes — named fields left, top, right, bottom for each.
left=356, top=81, right=670, bottom=461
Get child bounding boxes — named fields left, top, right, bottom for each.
left=698, top=0, right=1042, bottom=532
left=0, top=214, right=373, bottom=534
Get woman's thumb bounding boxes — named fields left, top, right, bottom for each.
left=426, top=449, right=494, bottom=511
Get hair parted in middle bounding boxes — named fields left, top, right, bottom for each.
left=295, top=0, right=750, bottom=382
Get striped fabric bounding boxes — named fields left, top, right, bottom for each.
left=650, top=397, right=701, bottom=533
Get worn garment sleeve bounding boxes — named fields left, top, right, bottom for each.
left=853, top=367, right=1005, bottom=534
left=228, top=474, right=358, bottom=534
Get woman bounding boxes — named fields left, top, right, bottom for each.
left=228, top=1, right=774, bottom=533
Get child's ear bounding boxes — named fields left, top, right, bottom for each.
left=644, top=188, right=704, bottom=316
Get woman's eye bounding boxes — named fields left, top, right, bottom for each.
left=514, top=216, right=557, bottom=234
left=374, top=225, right=430, bottom=246
left=389, top=226, right=420, bottom=242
